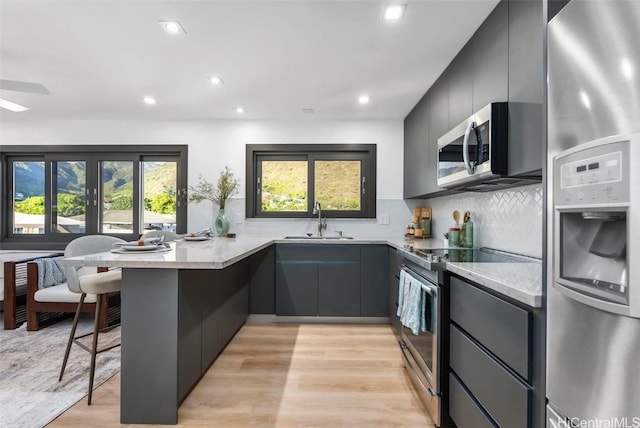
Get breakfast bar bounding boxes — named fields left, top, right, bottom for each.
left=63, top=236, right=274, bottom=424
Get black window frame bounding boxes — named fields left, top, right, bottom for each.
left=0, top=145, right=188, bottom=250
left=246, top=144, right=376, bottom=219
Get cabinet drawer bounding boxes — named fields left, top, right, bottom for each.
left=450, top=324, right=531, bottom=428
left=449, top=372, right=496, bottom=428
left=450, top=276, right=531, bottom=380
left=276, top=244, right=360, bottom=262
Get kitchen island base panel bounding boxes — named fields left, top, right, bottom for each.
left=121, top=268, right=180, bottom=425
left=120, top=265, right=249, bottom=425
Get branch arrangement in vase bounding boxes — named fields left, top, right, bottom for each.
left=187, top=166, right=240, bottom=209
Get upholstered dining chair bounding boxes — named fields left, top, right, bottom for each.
left=59, top=234, right=124, bottom=405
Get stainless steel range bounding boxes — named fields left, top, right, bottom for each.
left=397, top=247, right=537, bottom=427
left=398, top=257, right=445, bottom=427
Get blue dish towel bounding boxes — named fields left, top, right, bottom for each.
left=398, top=270, right=412, bottom=321
left=398, top=271, right=427, bottom=335
left=34, top=257, right=66, bottom=289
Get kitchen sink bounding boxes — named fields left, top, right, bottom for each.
left=284, top=236, right=354, bottom=240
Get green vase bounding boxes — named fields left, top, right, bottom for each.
left=215, top=208, right=230, bottom=237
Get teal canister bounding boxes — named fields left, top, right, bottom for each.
left=448, top=227, right=460, bottom=247
left=461, top=214, right=474, bottom=248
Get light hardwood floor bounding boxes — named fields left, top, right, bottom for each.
left=49, top=323, right=434, bottom=427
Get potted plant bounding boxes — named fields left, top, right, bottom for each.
left=187, top=166, right=240, bottom=236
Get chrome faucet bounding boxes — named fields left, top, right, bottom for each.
left=312, top=201, right=327, bottom=237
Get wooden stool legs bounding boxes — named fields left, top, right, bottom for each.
left=59, top=293, right=116, bottom=405
left=59, top=293, right=86, bottom=382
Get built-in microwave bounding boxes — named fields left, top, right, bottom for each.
left=437, top=102, right=509, bottom=190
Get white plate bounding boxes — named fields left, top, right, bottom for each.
left=117, top=244, right=162, bottom=251
left=184, top=236, right=211, bottom=241
left=110, top=247, right=170, bottom=254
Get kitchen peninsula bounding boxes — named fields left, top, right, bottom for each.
left=63, top=235, right=542, bottom=425
left=63, top=236, right=274, bottom=424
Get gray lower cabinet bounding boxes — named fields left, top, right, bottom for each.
left=275, top=244, right=388, bottom=317
left=361, top=245, right=389, bottom=317
left=276, top=262, right=318, bottom=316
left=448, top=274, right=536, bottom=428
left=249, top=245, right=275, bottom=314
left=388, top=247, right=403, bottom=336
left=449, top=372, right=496, bottom=428
left=318, top=262, right=360, bottom=316
left=177, top=260, right=250, bottom=403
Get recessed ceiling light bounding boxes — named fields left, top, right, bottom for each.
left=302, top=108, right=315, bottom=114
left=0, top=98, right=29, bottom=112
left=236, top=106, right=244, bottom=114
left=143, top=96, right=157, bottom=105
left=209, top=76, right=224, bottom=86
left=383, top=4, right=407, bottom=21
left=358, top=95, right=371, bottom=105
left=159, top=20, right=185, bottom=35
left=621, top=58, right=634, bottom=80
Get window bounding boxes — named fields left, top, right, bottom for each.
left=246, top=144, right=376, bottom=218
left=1, top=145, right=187, bottom=248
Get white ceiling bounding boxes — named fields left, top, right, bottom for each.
left=0, top=0, right=498, bottom=121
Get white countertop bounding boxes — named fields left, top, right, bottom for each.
left=63, top=236, right=275, bottom=269
left=62, top=235, right=447, bottom=270
left=62, top=235, right=542, bottom=307
left=446, top=261, right=543, bottom=308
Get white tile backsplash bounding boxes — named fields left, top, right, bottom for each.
left=190, top=198, right=413, bottom=239
left=408, top=183, right=543, bottom=258
left=189, top=184, right=543, bottom=258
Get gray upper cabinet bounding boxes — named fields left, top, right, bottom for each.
left=403, top=0, right=542, bottom=198
left=428, top=75, right=449, bottom=156
left=508, top=0, right=544, bottom=176
left=403, top=93, right=431, bottom=198
left=471, top=1, right=509, bottom=112
left=403, top=65, right=450, bottom=199
left=447, top=44, right=474, bottom=128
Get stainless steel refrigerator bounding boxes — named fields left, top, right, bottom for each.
left=547, top=0, right=640, bottom=426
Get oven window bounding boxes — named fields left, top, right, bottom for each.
left=403, top=288, right=436, bottom=372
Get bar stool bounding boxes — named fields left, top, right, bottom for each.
left=59, top=235, right=124, bottom=405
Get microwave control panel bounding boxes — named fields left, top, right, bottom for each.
left=555, top=140, right=630, bottom=206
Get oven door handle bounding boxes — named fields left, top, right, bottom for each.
left=401, top=267, right=438, bottom=296
left=462, top=120, right=477, bottom=174
left=420, top=282, right=437, bottom=296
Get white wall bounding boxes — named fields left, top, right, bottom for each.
left=1, top=119, right=412, bottom=237
left=2, top=119, right=543, bottom=255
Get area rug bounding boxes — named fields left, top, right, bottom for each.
left=0, top=316, right=121, bottom=428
